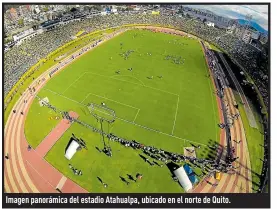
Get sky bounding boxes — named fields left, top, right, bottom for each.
left=186, top=5, right=269, bottom=30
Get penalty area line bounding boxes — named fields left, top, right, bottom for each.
left=81, top=93, right=91, bottom=104
left=171, top=95, right=179, bottom=135
left=62, top=72, right=86, bottom=94
left=43, top=88, right=208, bottom=147
left=82, top=92, right=139, bottom=110
left=133, top=109, right=140, bottom=123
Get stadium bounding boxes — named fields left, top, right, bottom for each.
left=4, top=4, right=269, bottom=194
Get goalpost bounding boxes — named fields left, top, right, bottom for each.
left=87, top=102, right=116, bottom=156
left=39, top=97, right=49, bottom=107
left=87, top=102, right=116, bottom=123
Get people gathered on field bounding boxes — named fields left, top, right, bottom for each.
left=4, top=12, right=268, bottom=110
left=107, top=133, right=238, bottom=177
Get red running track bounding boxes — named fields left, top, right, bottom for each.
left=4, top=29, right=127, bottom=193
left=4, top=28, right=251, bottom=194
left=4, top=79, right=88, bottom=193
left=35, top=111, right=79, bottom=157
left=4, top=56, right=89, bottom=193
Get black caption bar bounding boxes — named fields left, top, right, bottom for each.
left=3, top=193, right=270, bottom=208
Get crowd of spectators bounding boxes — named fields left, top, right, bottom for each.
left=107, top=132, right=238, bottom=178
left=4, top=12, right=269, bottom=109
left=172, top=17, right=269, bottom=109
left=42, top=92, right=239, bottom=179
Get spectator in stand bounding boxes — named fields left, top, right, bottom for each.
left=4, top=9, right=268, bottom=110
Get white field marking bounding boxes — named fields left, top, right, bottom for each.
left=146, top=84, right=179, bottom=97
left=83, top=72, right=179, bottom=96
left=60, top=71, right=178, bottom=100
left=171, top=95, right=180, bottom=135
left=12, top=111, right=29, bottom=192
left=133, top=109, right=140, bottom=123
left=177, top=83, right=185, bottom=146
left=4, top=30, right=124, bottom=193
left=27, top=142, right=88, bottom=192
left=187, top=102, right=205, bottom=112
left=4, top=179, right=11, bottom=193
left=110, top=75, right=146, bottom=86
left=44, top=89, right=208, bottom=147
left=8, top=91, right=38, bottom=193
left=82, top=92, right=139, bottom=110
left=45, top=88, right=83, bottom=105
left=18, top=95, right=41, bottom=192
left=48, top=88, right=114, bottom=117
left=5, top=114, right=20, bottom=193
left=81, top=93, right=91, bottom=104
left=117, top=115, right=208, bottom=147
left=35, top=121, right=63, bottom=155
left=93, top=107, right=115, bottom=118
left=56, top=176, right=67, bottom=190
left=5, top=79, right=49, bottom=193
left=46, top=89, right=124, bottom=119
left=62, top=72, right=87, bottom=94
left=43, top=30, right=128, bottom=95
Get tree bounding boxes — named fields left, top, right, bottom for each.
left=70, top=7, right=77, bottom=13
left=32, top=24, right=39, bottom=30
left=43, top=6, right=49, bottom=12
left=4, top=38, right=12, bottom=44
left=185, top=13, right=191, bottom=19
left=177, top=8, right=183, bottom=14
left=4, top=29, right=7, bottom=38
left=261, top=107, right=267, bottom=115
left=18, top=18, right=24, bottom=26
left=59, top=13, right=63, bottom=18
left=263, top=42, right=269, bottom=56
left=93, top=5, right=102, bottom=11
left=84, top=6, right=90, bottom=11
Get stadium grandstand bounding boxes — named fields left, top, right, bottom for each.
left=4, top=8, right=269, bottom=111
left=4, top=4, right=269, bottom=194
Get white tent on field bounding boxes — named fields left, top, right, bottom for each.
left=65, top=140, right=80, bottom=160
left=39, top=97, right=49, bottom=107
left=173, top=166, right=193, bottom=192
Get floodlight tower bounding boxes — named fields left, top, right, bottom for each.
left=99, top=118, right=107, bottom=149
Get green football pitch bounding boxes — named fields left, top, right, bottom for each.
left=25, top=29, right=220, bottom=192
